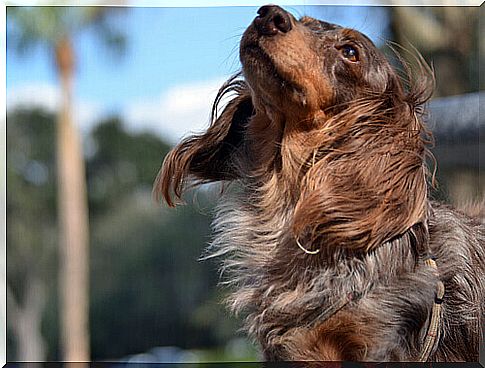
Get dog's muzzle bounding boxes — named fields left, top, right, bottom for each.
left=253, top=5, right=292, bottom=36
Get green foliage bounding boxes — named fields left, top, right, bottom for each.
left=91, top=196, right=212, bottom=358
left=7, top=107, right=245, bottom=360
left=7, top=108, right=58, bottom=304
left=7, top=108, right=60, bottom=360
left=87, top=116, right=170, bottom=217
left=7, top=7, right=126, bottom=59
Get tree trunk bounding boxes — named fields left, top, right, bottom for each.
left=55, top=37, right=90, bottom=362
left=7, top=281, right=47, bottom=361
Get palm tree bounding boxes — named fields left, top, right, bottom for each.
left=8, top=7, right=124, bottom=361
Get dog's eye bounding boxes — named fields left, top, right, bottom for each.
left=340, top=45, right=359, bottom=62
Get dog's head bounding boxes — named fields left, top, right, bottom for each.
left=240, top=6, right=402, bottom=119
left=155, top=6, right=434, bottom=252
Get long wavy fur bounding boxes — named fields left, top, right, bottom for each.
left=154, top=10, right=484, bottom=362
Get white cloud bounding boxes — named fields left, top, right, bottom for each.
left=124, top=77, right=228, bottom=143
left=7, top=83, right=103, bottom=134
left=7, top=83, right=60, bottom=112
left=7, top=77, right=234, bottom=144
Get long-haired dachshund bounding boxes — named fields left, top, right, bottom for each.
left=155, top=5, right=484, bottom=362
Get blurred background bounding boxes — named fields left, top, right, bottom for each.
left=6, top=4, right=484, bottom=363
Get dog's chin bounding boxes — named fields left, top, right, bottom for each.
left=240, top=44, right=309, bottom=114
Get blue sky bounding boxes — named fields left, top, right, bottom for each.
left=7, top=6, right=390, bottom=142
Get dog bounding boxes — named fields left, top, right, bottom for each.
left=154, top=5, right=484, bottom=362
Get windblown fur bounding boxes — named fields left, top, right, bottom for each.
left=154, top=6, right=484, bottom=362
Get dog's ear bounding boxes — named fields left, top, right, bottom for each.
left=154, top=76, right=254, bottom=207
left=293, top=103, right=429, bottom=252
left=292, top=57, right=434, bottom=252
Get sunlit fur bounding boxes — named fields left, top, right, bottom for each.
left=154, top=8, right=484, bottom=362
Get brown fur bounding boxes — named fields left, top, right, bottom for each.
left=154, top=6, right=484, bottom=362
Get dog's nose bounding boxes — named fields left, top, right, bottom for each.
left=254, top=5, right=292, bottom=36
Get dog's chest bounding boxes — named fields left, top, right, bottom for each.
left=212, top=196, right=437, bottom=361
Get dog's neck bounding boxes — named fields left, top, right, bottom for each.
left=246, top=110, right=325, bottom=202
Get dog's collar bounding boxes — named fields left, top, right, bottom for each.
left=418, top=254, right=445, bottom=362
left=302, top=251, right=445, bottom=362
left=411, top=219, right=445, bottom=362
